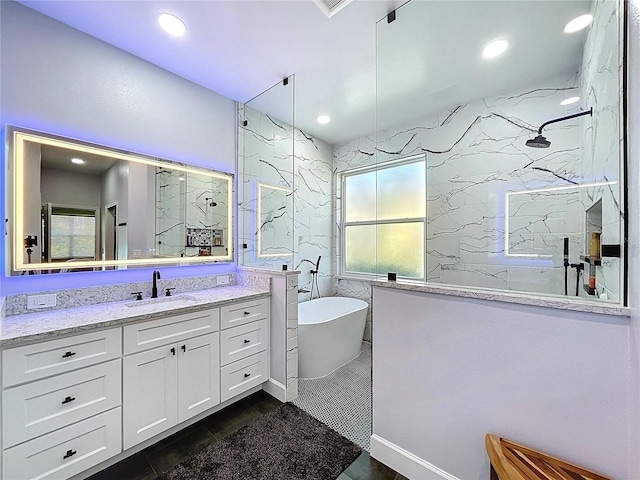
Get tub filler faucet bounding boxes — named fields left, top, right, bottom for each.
left=152, top=270, right=161, bottom=298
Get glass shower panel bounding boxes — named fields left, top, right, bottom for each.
left=238, top=76, right=295, bottom=270
left=375, top=0, right=625, bottom=303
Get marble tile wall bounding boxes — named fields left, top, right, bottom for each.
left=237, top=104, right=334, bottom=301
left=238, top=104, right=295, bottom=267
left=156, top=170, right=230, bottom=258
left=579, top=0, right=624, bottom=302
left=285, top=274, right=299, bottom=401
left=335, top=67, right=623, bottom=306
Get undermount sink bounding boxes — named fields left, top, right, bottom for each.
left=125, top=294, right=198, bottom=308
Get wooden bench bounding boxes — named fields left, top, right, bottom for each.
left=485, top=434, right=613, bottom=480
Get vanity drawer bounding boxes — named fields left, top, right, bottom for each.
left=220, top=298, right=268, bottom=330
left=220, top=319, right=268, bottom=366
left=220, top=350, right=268, bottom=402
left=2, top=328, right=122, bottom=387
left=3, top=359, right=121, bottom=448
left=124, top=308, right=219, bottom=354
left=2, top=407, right=121, bottom=480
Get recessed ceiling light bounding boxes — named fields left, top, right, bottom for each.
left=71, top=158, right=85, bottom=164
left=564, top=14, right=593, bottom=33
left=560, top=96, right=580, bottom=106
left=158, top=13, right=186, bottom=37
left=317, top=115, right=331, bottom=125
left=482, top=39, right=509, bottom=59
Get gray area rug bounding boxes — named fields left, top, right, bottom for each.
left=156, top=402, right=362, bottom=480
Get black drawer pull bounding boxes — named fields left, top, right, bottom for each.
left=63, top=449, right=77, bottom=459
left=61, top=351, right=76, bottom=358
left=61, top=396, right=76, bottom=405
left=244, top=373, right=251, bottom=378
left=181, top=345, right=186, bottom=352
left=170, top=347, right=176, bottom=356
left=244, top=339, right=250, bottom=344
left=244, top=311, right=251, bottom=315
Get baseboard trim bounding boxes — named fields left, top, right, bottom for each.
left=263, top=378, right=287, bottom=402
left=370, top=434, right=460, bottom=480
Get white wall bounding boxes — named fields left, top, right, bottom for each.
left=0, top=1, right=236, bottom=293
left=21, top=142, right=43, bottom=266
left=41, top=168, right=101, bottom=208
left=626, top=0, right=640, bottom=477
left=372, top=286, right=633, bottom=480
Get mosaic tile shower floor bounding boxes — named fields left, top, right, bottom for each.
left=293, top=342, right=372, bottom=451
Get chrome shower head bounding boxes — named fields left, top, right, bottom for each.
left=525, top=135, right=551, bottom=148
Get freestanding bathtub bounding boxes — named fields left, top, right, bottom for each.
left=298, top=296, right=368, bottom=378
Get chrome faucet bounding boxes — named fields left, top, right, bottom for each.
left=151, top=270, right=161, bottom=298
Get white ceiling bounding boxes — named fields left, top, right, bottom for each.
left=18, top=0, right=592, bottom=146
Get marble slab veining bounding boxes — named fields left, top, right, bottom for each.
left=371, top=280, right=630, bottom=317
left=3, top=273, right=240, bottom=316
left=1, top=285, right=270, bottom=346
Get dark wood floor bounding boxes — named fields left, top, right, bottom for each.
left=87, top=390, right=406, bottom=480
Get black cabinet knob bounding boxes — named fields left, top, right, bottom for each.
left=170, top=347, right=176, bottom=356
left=61, top=396, right=76, bottom=405
left=244, top=373, right=251, bottom=378
left=244, top=339, right=250, bottom=344
left=181, top=345, right=186, bottom=352
left=63, top=449, right=77, bottom=459
left=61, top=351, right=76, bottom=358
left=244, top=311, right=251, bottom=315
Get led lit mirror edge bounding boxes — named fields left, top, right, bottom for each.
left=6, top=125, right=235, bottom=274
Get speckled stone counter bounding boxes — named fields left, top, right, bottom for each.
left=371, top=280, right=631, bottom=317
left=1, top=285, right=270, bottom=346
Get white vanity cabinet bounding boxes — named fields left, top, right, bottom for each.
left=1, top=329, right=122, bottom=480
left=122, top=308, right=220, bottom=450
left=219, top=298, right=269, bottom=402
left=0, top=292, right=272, bottom=480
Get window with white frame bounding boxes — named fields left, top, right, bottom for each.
left=341, top=154, right=426, bottom=279
left=50, top=208, right=96, bottom=260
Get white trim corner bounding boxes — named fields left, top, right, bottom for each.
left=370, top=434, right=461, bottom=480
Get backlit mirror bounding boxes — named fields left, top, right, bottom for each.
left=7, top=127, right=233, bottom=274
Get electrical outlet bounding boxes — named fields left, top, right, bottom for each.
left=216, top=275, right=230, bottom=286
left=27, top=294, right=57, bottom=309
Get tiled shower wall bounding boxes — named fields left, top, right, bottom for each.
left=237, top=104, right=334, bottom=300
left=335, top=75, right=621, bottom=311
left=579, top=0, right=624, bottom=301
left=156, top=169, right=230, bottom=258
left=334, top=1, right=624, bottom=309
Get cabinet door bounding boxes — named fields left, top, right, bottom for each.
left=123, top=345, right=178, bottom=449
left=177, top=333, right=220, bottom=423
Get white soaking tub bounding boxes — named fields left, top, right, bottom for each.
left=298, top=297, right=368, bottom=378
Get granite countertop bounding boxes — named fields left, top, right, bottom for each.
left=371, top=280, right=631, bottom=317
left=1, top=285, right=270, bottom=346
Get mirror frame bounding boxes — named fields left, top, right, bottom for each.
left=7, top=126, right=234, bottom=274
